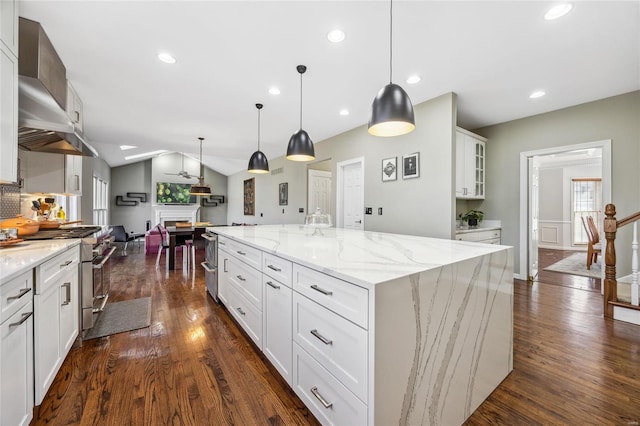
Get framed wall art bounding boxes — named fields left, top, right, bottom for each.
left=381, top=157, right=397, bottom=181
left=402, top=152, right=420, bottom=179
left=279, top=182, right=288, bottom=206
left=243, top=177, right=255, bottom=215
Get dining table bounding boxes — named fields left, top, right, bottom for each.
left=166, top=226, right=206, bottom=270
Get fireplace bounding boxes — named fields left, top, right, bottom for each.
left=153, top=205, right=200, bottom=226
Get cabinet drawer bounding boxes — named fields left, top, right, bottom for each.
left=38, top=247, right=79, bottom=293
left=456, top=229, right=501, bottom=242
left=225, top=282, right=262, bottom=349
left=293, top=293, right=368, bottom=402
left=217, top=235, right=229, bottom=250
left=293, top=264, right=368, bottom=329
left=263, top=253, right=292, bottom=288
left=227, top=256, right=262, bottom=310
left=293, top=343, right=367, bottom=426
left=227, top=239, right=262, bottom=271
left=1, top=270, right=33, bottom=324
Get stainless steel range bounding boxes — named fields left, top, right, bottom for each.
left=22, top=226, right=115, bottom=337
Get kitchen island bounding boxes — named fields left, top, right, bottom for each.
left=208, top=224, right=513, bottom=425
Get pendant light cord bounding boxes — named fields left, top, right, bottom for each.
left=257, top=108, right=261, bottom=150
left=299, top=71, right=303, bottom=130
left=389, top=0, right=393, bottom=84
left=199, top=138, right=204, bottom=181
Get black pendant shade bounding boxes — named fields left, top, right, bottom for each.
left=368, top=83, right=415, bottom=137
left=286, top=129, right=315, bottom=162
left=189, top=137, right=212, bottom=196
left=248, top=103, right=269, bottom=174
left=286, top=65, right=315, bottom=162
left=368, top=0, right=416, bottom=137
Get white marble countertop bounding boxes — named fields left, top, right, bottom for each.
left=0, top=239, right=81, bottom=285
left=208, top=224, right=510, bottom=288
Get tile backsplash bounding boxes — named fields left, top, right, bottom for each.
left=0, top=183, right=21, bottom=219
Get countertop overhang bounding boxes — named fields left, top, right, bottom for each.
left=208, top=224, right=511, bottom=288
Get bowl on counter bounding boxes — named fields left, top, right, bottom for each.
left=0, top=214, right=40, bottom=236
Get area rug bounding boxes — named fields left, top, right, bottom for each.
left=84, top=297, right=151, bottom=340
left=544, top=253, right=602, bottom=279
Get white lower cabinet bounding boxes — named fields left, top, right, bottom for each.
left=216, top=236, right=369, bottom=425
left=0, top=270, right=34, bottom=426
left=34, top=245, right=80, bottom=405
left=263, top=276, right=292, bottom=386
left=293, top=343, right=367, bottom=426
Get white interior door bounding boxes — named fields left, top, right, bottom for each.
left=308, top=170, right=332, bottom=215
left=528, top=157, right=539, bottom=281
left=337, top=158, right=364, bottom=230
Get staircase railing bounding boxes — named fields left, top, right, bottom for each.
left=603, top=203, right=640, bottom=318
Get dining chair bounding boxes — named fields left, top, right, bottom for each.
left=155, top=224, right=194, bottom=269
left=581, top=216, right=601, bottom=270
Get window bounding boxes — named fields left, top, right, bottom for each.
left=93, top=175, right=109, bottom=226
left=572, top=178, right=602, bottom=245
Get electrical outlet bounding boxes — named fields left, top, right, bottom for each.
left=282, top=209, right=285, bottom=214
left=378, top=207, right=383, bottom=215
left=365, top=207, right=372, bottom=215
left=299, top=208, right=304, bottom=213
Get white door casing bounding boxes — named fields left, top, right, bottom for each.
left=528, top=157, right=539, bottom=281
left=308, top=170, right=332, bottom=215
left=518, top=140, right=611, bottom=281
left=336, top=157, right=364, bottom=230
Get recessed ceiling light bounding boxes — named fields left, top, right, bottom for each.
left=529, top=90, right=546, bottom=99
left=544, top=3, right=573, bottom=20
left=269, top=87, right=281, bottom=95
left=339, top=109, right=349, bottom=116
left=120, top=145, right=137, bottom=151
left=406, top=75, right=421, bottom=84
left=157, top=52, right=176, bottom=64
left=327, top=29, right=346, bottom=43
left=124, top=150, right=167, bottom=161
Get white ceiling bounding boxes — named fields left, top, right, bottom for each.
left=18, top=1, right=640, bottom=176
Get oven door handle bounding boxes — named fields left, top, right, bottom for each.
left=93, top=247, right=117, bottom=270
left=202, top=234, right=217, bottom=242
left=200, top=262, right=217, bottom=273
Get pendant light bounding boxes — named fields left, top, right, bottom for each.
left=248, top=103, right=269, bottom=174
left=286, top=65, right=315, bottom=161
left=368, top=0, right=415, bottom=137
left=189, top=137, right=212, bottom=196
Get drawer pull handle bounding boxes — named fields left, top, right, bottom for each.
left=310, top=284, right=333, bottom=296
left=61, top=282, right=71, bottom=305
left=9, top=312, right=33, bottom=328
left=310, top=387, right=333, bottom=409
left=236, top=275, right=246, bottom=282
left=267, top=264, right=282, bottom=272
left=237, top=250, right=246, bottom=256
left=60, top=260, right=73, bottom=267
left=236, top=307, right=246, bottom=316
left=266, top=281, right=280, bottom=290
left=219, top=241, right=226, bottom=245
left=7, top=288, right=31, bottom=301
left=223, top=258, right=228, bottom=272
left=310, top=329, right=333, bottom=345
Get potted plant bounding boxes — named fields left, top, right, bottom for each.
left=459, top=210, right=484, bottom=228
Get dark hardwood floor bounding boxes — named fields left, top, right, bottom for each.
left=536, top=247, right=602, bottom=293
left=33, top=245, right=640, bottom=425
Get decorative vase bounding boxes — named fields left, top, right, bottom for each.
left=468, top=218, right=478, bottom=228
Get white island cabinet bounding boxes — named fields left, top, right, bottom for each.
left=209, top=224, right=513, bottom=426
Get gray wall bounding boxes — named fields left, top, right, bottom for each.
left=227, top=92, right=457, bottom=239
left=476, top=90, right=640, bottom=275
left=538, top=168, right=564, bottom=221
left=80, top=156, right=111, bottom=225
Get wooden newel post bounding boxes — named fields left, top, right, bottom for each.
left=603, top=203, right=618, bottom=318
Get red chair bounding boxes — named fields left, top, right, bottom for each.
left=155, top=224, right=194, bottom=269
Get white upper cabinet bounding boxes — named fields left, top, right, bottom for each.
left=0, top=0, right=18, bottom=184
left=0, top=0, right=19, bottom=55
left=66, top=82, right=83, bottom=133
left=19, top=150, right=82, bottom=195
left=455, top=127, right=486, bottom=200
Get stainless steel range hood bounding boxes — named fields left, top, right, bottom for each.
left=17, top=17, right=96, bottom=157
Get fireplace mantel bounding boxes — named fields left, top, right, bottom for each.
left=152, top=205, right=200, bottom=225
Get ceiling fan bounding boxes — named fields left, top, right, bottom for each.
left=164, top=152, right=197, bottom=180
